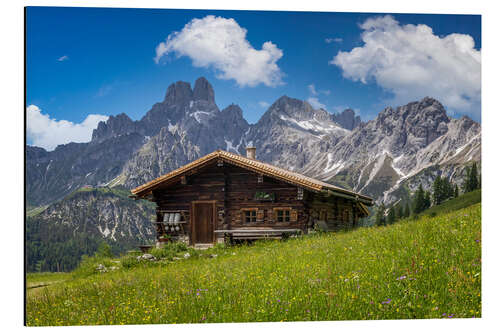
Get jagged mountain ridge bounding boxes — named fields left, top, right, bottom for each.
left=27, top=77, right=481, bottom=208
left=27, top=77, right=359, bottom=205
left=302, top=97, right=481, bottom=202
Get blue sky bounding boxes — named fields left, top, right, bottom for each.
left=26, top=7, right=481, bottom=150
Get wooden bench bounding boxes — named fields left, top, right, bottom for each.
left=214, top=229, right=302, bottom=243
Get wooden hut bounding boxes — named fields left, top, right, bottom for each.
left=130, top=148, right=373, bottom=246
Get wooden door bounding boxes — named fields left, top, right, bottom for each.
left=192, top=202, right=215, bottom=244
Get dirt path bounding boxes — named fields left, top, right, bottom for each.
left=27, top=280, right=67, bottom=298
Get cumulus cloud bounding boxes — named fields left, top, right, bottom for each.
left=308, top=83, right=330, bottom=97
left=308, top=84, right=318, bottom=96
left=307, top=97, right=326, bottom=110
left=258, top=101, right=270, bottom=108
left=154, top=15, right=284, bottom=87
left=57, top=55, right=69, bottom=62
left=96, top=84, right=113, bottom=97
left=307, top=84, right=331, bottom=109
left=27, top=105, right=108, bottom=151
left=331, top=15, right=481, bottom=115
left=325, top=37, right=343, bottom=44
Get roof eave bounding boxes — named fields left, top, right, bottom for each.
left=322, top=188, right=373, bottom=206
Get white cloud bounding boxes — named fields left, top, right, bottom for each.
left=307, top=97, right=326, bottom=110
left=154, top=15, right=284, bottom=87
left=258, top=101, right=270, bottom=108
left=96, top=84, right=113, bottom=97
left=27, top=105, right=108, bottom=151
left=57, top=55, right=69, bottom=62
left=307, top=84, right=331, bottom=109
left=308, top=83, right=330, bottom=96
left=325, top=37, right=343, bottom=44
left=308, top=84, right=318, bottom=96
left=331, top=15, right=481, bottom=115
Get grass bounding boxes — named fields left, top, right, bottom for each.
left=26, top=204, right=481, bottom=326
left=27, top=272, right=70, bottom=287
left=26, top=272, right=71, bottom=299
left=26, top=205, right=48, bottom=217
left=421, top=190, right=481, bottom=217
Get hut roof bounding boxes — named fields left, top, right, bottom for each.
left=130, top=150, right=373, bottom=205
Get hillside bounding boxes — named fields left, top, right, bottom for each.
left=26, top=186, right=156, bottom=272
left=420, top=189, right=481, bottom=217
left=25, top=77, right=481, bottom=273
left=26, top=203, right=481, bottom=325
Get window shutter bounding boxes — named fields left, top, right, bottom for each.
left=291, top=209, right=298, bottom=222
left=257, top=210, right=264, bottom=221
left=268, top=209, right=275, bottom=222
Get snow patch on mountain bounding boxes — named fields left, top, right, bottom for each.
left=98, top=225, right=111, bottom=238
left=225, top=139, right=242, bottom=153
left=279, top=114, right=349, bottom=135
left=324, top=153, right=345, bottom=173
left=391, top=155, right=406, bottom=177
left=168, top=122, right=178, bottom=134
left=191, top=110, right=214, bottom=123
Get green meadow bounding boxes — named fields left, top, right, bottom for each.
left=26, top=203, right=481, bottom=326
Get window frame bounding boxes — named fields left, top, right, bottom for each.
left=273, top=207, right=292, bottom=223
left=241, top=208, right=258, bottom=223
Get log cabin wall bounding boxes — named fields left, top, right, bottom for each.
left=152, top=162, right=225, bottom=244
left=223, top=163, right=307, bottom=232
left=151, top=161, right=309, bottom=244
left=306, top=195, right=360, bottom=232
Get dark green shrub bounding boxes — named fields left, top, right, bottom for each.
left=72, top=255, right=117, bottom=278
left=121, top=256, right=141, bottom=269
left=149, top=242, right=189, bottom=260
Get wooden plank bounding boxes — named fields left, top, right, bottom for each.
left=214, top=229, right=301, bottom=234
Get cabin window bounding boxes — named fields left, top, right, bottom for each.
left=275, top=209, right=291, bottom=222
left=245, top=210, right=257, bottom=223
left=257, top=174, right=263, bottom=183
left=241, top=208, right=258, bottom=223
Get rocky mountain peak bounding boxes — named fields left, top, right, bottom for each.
left=92, top=113, right=137, bottom=142
left=193, top=77, right=215, bottom=103
left=455, top=114, right=479, bottom=134
left=369, top=96, right=451, bottom=151
left=164, top=80, right=193, bottom=105
left=266, top=95, right=327, bottom=122
left=331, top=108, right=362, bottom=130
left=220, top=103, right=244, bottom=119
left=274, top=95, right=307, bottom=109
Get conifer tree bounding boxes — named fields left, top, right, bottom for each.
left=424, top=191, right=431, bottom=210
left=375, top=203, right=386, bottom=226
left=463, top=167, right=470, bottom=193
left=388, top=206, right=396, bottom=225
left=397, top=204, right=404, bottom=221
left=404, top=202, right=410, bottom=218
left=444, top=178, right=454, bottom=201
left=463, top=162, right=480, bottom=193
left=433, top=176, right=443, bottom=205
left=375, top=204, right=383, bottom=226
left=469, top=162, right=479, bottom=191
left=413, top=184, right=426, bottom=215
left=454, top=184, right=459, bottom=198
left=442, top=178, right=449, bottom=201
